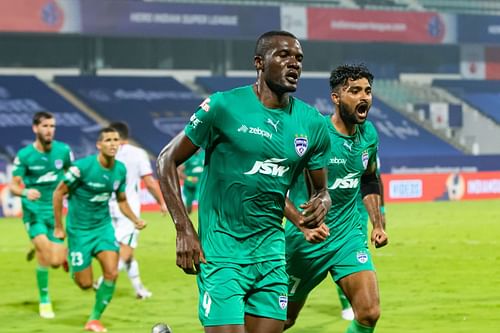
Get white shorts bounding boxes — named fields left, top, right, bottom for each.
left=112, top=216, right=140, bottom=249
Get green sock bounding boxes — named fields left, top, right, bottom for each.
left=36, top=265, right=50, bottom=304
left=89, top=279, right=116, bottom=321
left=346, top=319, right=375, bottom=333
left=336, top=284, right=351, bottom=310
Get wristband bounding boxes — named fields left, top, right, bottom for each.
left=380, top=206, right=385, bottom=214
left=21, top=189, right=29, bottom=197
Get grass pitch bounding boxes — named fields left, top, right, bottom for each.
left=1, top=200, right=499, bottom=332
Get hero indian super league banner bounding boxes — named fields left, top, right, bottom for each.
left=79, top=0, right=280, bottom=38
left=307, top=8, right=456, bottom=44
left=383, top=171, right=500, bottom=202
left=54, top=76, right=202, bottom=155
left=0, top=0, right=81, bottom=33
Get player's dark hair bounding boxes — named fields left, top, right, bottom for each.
left=97, top=126, right=119, bottom=141
left=254, top=30, right=297, bottom=57
left=32, top=111, right=54, bottom=125
left=329, top=64, right=374, bottom=93
left=109, top=121, right=129, bottom=140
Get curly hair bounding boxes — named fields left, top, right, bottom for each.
left=329, top=64, right=374, bottom=92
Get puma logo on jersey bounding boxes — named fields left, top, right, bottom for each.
left=36, top=171, right=58, bottom=183
left=329, top=172, right=360, bottom=189
left=244, top=158, right=290, bottom=177
left=266, top=118, right=279, bottom=132
left=343, top=141, right=353, bottom=151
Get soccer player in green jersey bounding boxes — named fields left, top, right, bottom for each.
left=157, top=30, right=331, bottom=333
left=337, top=156, right=386, bottom=321
left=53, top=127, right=146, bottom=333
left=179, top=149, right=205, bottom=214
left=284, top=64, right=389, bottom=333
left=9, top=111, right=73, bottom=319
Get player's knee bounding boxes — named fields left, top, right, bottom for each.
left=75, top=279, right=93, bottom=290
left=357, top=304, right=380, bottom=327
left=284, top=316, right=297, bottom=330
left=103, top=269, right=119, bottom=281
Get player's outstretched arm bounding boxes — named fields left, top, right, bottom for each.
left=156, top=132, right=206, bottom=275
left=53, top=181, right=69, bottom=240
left=117, top=192, right=146, bottom=230
left=299, top=168, right=331, bottom=229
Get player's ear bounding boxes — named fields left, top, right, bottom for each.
left=254, top=55, right=264, bottom=71
left=331, top=91, right=340, bottom=105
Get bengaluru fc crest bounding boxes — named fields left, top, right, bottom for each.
left=362, top=150, right=369, bottom=170
left=294, top=135, right=308, bottom=157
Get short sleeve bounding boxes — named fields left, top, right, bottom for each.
left=117, top=167, right=127, bottom=194
left=11, top=155, right=26, bottom=178
left=184, top=94, right=219, bottom=149
left=64, top=165, right=82, bottom=192
left=307, top=117, right=331, bottom=171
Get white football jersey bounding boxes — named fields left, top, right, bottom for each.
left=109, top=143, right=153, bottom=218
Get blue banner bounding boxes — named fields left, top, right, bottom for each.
left=0, top=76, right=99, bottom=160
left=458, top=14, right=500, bottom=44
left=55, top=76, right=203, bottom=154
left=80, top=0, right=280, bottom=38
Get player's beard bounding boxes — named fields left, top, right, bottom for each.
left=338, top=99, right=361, bottom=125
left=36, top=132, right=53, bottom=146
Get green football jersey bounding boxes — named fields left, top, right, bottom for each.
left=286, top=116, right=379, bottom=259
left=12, top=140, right=73, bottom=209
left=63, top=155, right=126, bottom=231
left=183, top=149, right=205, bottom=187
left=185, top=85, right=330, bottom=264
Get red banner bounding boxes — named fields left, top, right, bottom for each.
left=0, top=0, right=66, bottom=33
left=382, top=171, right=500, bottom=202
left=307, top=8, right=451, bottom=44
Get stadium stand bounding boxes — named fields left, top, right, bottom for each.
left=54, top=76, right=203, bottom=155
left=0, top=75, right=100, bottom=160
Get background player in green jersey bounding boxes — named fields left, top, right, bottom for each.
left=9, top=111, right=73, bottom=319
left=336, top=156, right=386, bottom=321
left=53, top=127, right=146, bottom=333
left=157, top=31, right=331, bottom=333
left=178, top=148, right=205, bottom=214
left=284, top=64, right=389, bottom=333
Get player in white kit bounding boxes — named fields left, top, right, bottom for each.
left=107, top=122, right=167, bottom=299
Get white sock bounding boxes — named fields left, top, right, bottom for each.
left=127, top=259, right=143, bottom=291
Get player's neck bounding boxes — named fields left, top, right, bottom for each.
left=331, top=113, right=356, bottom=136
left=97, top=153, right=115, bottom=169
left=33, top=140, right=52, bottom=153
left=253, top=83, right=289, bottom=109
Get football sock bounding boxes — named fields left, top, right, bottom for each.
left=336, top=284, right=352, bottom=310
left=127, top=259, right=143, bottom=291
left=346, top=319, right=374, bottom=333
left=90, top=279, right=116, bottom=320
left=36, top=265, right=50, bottom=304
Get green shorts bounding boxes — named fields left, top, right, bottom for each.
left=197, top=260, right=288, bottom=326
left=286, top=232, right=375, bottom=302
left=22, top=204, right=63, bottom=244
left=66, top=223, right=119, bottom=273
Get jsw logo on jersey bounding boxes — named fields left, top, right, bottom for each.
left=89, top=193, right=110, bottom=202
left=36, top=171, right=58, bottom=183
left=244, top=158, right=290, bottom=177
left=329, top=172, right=360, bottom=189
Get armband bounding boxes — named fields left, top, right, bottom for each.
left=361, top=172, right=381, bottom=197
left=380, top=206, right=385, bottom=214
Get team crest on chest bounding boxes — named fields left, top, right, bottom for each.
left=54, top=159, right=63, bottom=169
left=361, top=150, right=369, bottom=170
left=294, top=135, right=308, bottom=157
